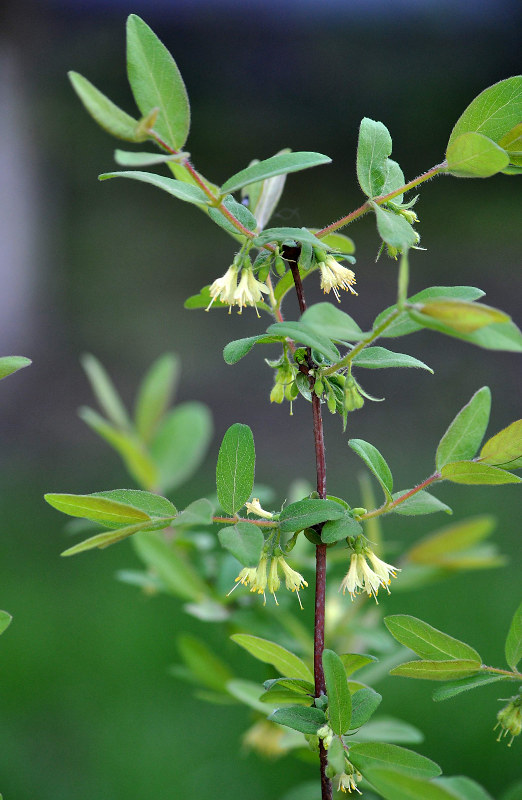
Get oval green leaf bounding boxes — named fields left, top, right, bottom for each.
left=134, top=353, right=179, bottom=442
left=99, top=171, right=208, bottom=205
left=216, top=423, right=255, bottom=515
left=349, top=687, right=382, bottom=729
left=223, top=335, right=283, bottom=365
left=384, top=615, right=481, bottom=661
left=266, top=322, right=340, bottom=362
left=150, top=402, right=213, bottom=492
left=0, top=611, right=13, bottom=636
left=371, top=203, right=418, bottom=249
left=68, top=71, right=141, bottom=141
left=447, top=76, right=522, bottom=149
left=45, top=492, right=151, bottom=526
left=322, top=649, right=352, bottom=734
left=364, top=768, right=458, bottom=800
left=220, top=151, right=331, bottom=194
left=440, top=460, right=521, bottom=485
left=432, top=672, right=509, bottom=702
left=300, top=303, right=364, bottom=342
left=505, top=600, right=522, bottom=670
left=133, top=531, right=209, bottom=602
left=61, top=520, right=153, bottom=556
left=412, top=301, right=509, bottom=334
left=391, top=490, right=451, bottom=516
left=349, top=742, right=441, bottom=779
left=218, top=522, right=264, bottom=567
left=0, top=356, right=31, bottom=381
left=321, top=514, right=363, bottom=543
left=436, top=387, right=491, bottom=471
left=352, top=347, right=433, bottom=372
left=479, top=420, right=522, bottom=467
left=279, top=498, right=346, bottom=534
left=231, top=633, right=313, bottom=681
left=356, top=118, right=393, bottom=197
left=390, top=660, right=482, bottom=681
left=81, top=353, right=131, bottom=430
left=446, top=132, right=509, bottom=177
left=269, top=705, right=326, bottom=734
left=348, top=439, right=393, bottom=499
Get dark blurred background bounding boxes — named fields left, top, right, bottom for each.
left=0, top=0, right=520, bottom=798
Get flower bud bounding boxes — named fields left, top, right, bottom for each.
left=495, top=695, right=522, bottom=746
left=344, top=376, right=364, bottom=412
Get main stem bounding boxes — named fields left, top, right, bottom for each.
left=284, top=246, right=332, bottom=800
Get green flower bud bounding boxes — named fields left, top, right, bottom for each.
left=351, top=507, right=367, bottom=517
left=495, top=695, right=522, bottom=746
left=399, top=208, right=419, bottom=224
left=344, top=376, right=364, bottom=411
left=275, top=256, right=286, bottom=276
left=285, top=380, right=299, bottom=401
left=270, top=382, right=285, bottom=404
left=314, top=379, right=324, bottom=397
left=327, top=390, right=337, bottom=414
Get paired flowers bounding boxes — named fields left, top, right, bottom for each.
left=206, top=261, right=269, bottom=316
left=230, top=553, right=308, bottom=609
left=317, top=253, right=358, bottom=302
left=340, top=548, right=400, bottom=603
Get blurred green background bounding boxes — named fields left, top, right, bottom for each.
left=0, top=1, right=520, bottom=798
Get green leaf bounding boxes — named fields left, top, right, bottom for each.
left=177, top=634, right=234, bottom=693
left=436, top=776, right=494, bottom=800
left=99, top=171, right=208, bottom=205
left=133, top=531, right=209, bottom=602
left=259, top=688, right=312, bottom=706
left=407, top=516, right=496, bottom=564
left=269, top=705, right=326, bottom=734
left=0, top=356, right=31, bottom=380
left=322, top=649, right=352, bottom=734
left=390, top=660, right=482, bottom=681
left=350, top=717, right=423, bottom=744
left=68, top=71, right=141, bottom=141
left=253, top=227, right=325, bottom=249
left=391, top=490, right=452, bottom=516
left=321, top=513, right=363, bottom=543
left=263, top=677, right=314, bottom=695
left=499, top=122, right=522, bottom=167
left=447, top=76, right=522, bottom=150
left=446, top=132, right=509, bottom=177
left=266, top=322, right=340, bottom=362
left=411, top=300, right=509, bottom=334
left=45, top=492, right=151, bottom=526
left=231, top=633, right=313, bottom=681
left=300, top=303, right=364, bottom=342
left=318, top=231, right=356, bottom=255
left=432, top=672, right=509, bottom=702
left=220, top=151, right=331, bottom=194
left=223, top=335, right=283, bottom=365
left=375, top=286, right=485, bottom=339
left=348, top=439, right=393, bottom=499
left=364, top=768, right=457, bottom=800
left=371, top=203, right=418, bottom=249
left=150, top=402, right=213, bottom=492
left=340, top=653, right=378, bottom=677
left=279, top=498, right=346, bottom=533
left=207, top=194, right=258, bottom=235
left=92, top=489, right=176, bottom=520
left=480, top=420, right=522, bottom=468
left=505, top=600, right=522, bottom=670
left=225, top=678, right=273, bottom=713
left=126, top=14, right=190, bottom=149
left=0, top=611, right=12, bottom=636
left=436, top=387, right=491, bottom=471
left=218, top=522, right=264, bottom=567
left=349, top=742, right=441, bottom=780
left=327, top=736, right=346, bottom=775
left=440, top=460, right=521, bottom=485
left=464, top=319, right=522, bottom=352
left=381, top=158, right=406, bottom=202
left=61, top=521, right=153, bottom=556
left=352, top=347, right=432, bottom=372
left=356, top=118, right=393, bottom=197
left=81, top=353, right=131, bottom=430
left=349, top=687, right=382, bottom=729
left=134, top=353, right=179, bottom=442
left=384, top=615, right=481, bottom=661
left=173, top=498, right=214, bottom=527
left=79, top=407, right=159, bottom=490
left=114, top=150, right=188, bottom=167
left=216, top=423, right=255, bottom=515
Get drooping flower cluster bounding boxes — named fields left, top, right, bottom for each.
left=315, top=252, right=358, bottom=302
left=495, top=694, right=522, bottom=746
left=206, top=256, right=269, bottom=316
left=230, top=553, right=308, bottom=608
left=340, top=546, right=400, bottom=603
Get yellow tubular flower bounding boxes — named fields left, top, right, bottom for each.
left=338, top=768, right=363, bottom=795
left=366, top=550, right=401, bottom=594
left=245, top=498, right=274, bottom=519
left=233, top=267, right=269, bottom=315
left=251, top=556, right=268, bottom=603
left=267, top=558, right=281, bottom=604
left=339, top=553, right=363, bottom=599
left=206, top=264, right=238, bottom=311
left=319, top=255, right=357, bottom=302
left=278, top=556, right=308, bottom=609
left=226, top=565, right=257, bottom=596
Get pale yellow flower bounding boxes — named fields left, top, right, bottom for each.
left=206, top=264, right=238, bottom=311
left=278, top=556, right=308, bottom=609
left=366, top=550, right=401, bottom=594
left=340, top=550, right=400, bottom=603
left=250, top=555, right=268, bottom=603
left=267, top=558, right=281, bottom=604
left=339, top=553, right=363, bottom=599
left=338, top=768, right=363, bottom=795
left=319, top=255, right=357, bottom=302
left=226, top=565, right=257, bottom=596
left=245, top=498, right=274, bottom=519
left=233, top=267, right=269, bottom=316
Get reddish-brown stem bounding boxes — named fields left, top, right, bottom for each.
left=285, top=245, right=332, bottom=800
left=361, top=472, right=440, bottom=519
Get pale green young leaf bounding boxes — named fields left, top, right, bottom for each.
left=223, top=335, right=283, bottom=365
left=226, top=678, right=275, bottom=713
left=207, top=194, right=258, bottom=235
left=505, top=600, right=522, bottom=670
left=349, top=742, right=441, bottom=779
left=465, top=319, right=522, bottom=351
left=61, top=521, right=154, bottom=556
left=126, top=14, right=190, bottom=149
left=356, top=118, right=393, bottom=197
left=440, top=460, right=521, bottom=485
left=268, top=705, right=326, bottom=734
left=253, top=226, right=324, bottom=249
left=216, top=423, right=255, bottom=515
left=390, top=660, right=482, bottom=680
left=0, top=356, right=31, bottom=380
left=447, top=76, right=522, bottom=149
left=350, top=717, right=423, bottom=744
left=407, top=516, right=496, bottom=563
left=322, top=649, right=352, bottom=734
left=321, top=514, right=363, bottom=543
left=178, top=634, right=234, bottom=693
left=79, top=407, right=159, bottom=490
left=68, top=71, right=141, bottom=141
left=263, top=677, right=314, bottom=694
left=173, top=498, right=214, bottom=527
left=348, top=439, right=393, bottom=499
left=498, top=123, right=522, bottom=167
left=375, top=286, right=485, bottom=338
left=231, top=633, right=314, bottom=681
left=349, top=687, right=382, bottom=729
left=411, top=300, right=509, bottom=334
left=114, top=150, right=188, bottom=167
left=446, top=132, right=509, bottom=177
left=436, top=776, right=494, bottom=800
left=340, top=653, right=378, bottom=677
left=0, top=611, right=12, bottom=636
left=220, top=151, right=331, bottom=194
left=391, top=490, right=452, bottom=516
left=384, top=615, right=481, bottom=661
left=279, top=498, right=346, bottom=533
left=381, top=158, right=406, bottom=202
left=218, top=522, right=264, bottom=567
left=352, top=347, right=433, bottom=372
left=81, top=354, right=131, bottom=430
left=134, top=353, right=179, bottom=442
left=92, top=489, right=176, bottom=520
left=436, top=387, right=491, bottom=470
left=300, top=303, right=363, bottom=342
left=363, top=768, right=459, bottom=800
left=99, top=171, right=208, bottom=204
left=432, top=672, right=509, bottom=702
left=266, top=322, right=340, bottom=362
left=371, top=203, right=417, bottom=249
left=259, top=688, right=312, bottom=706
left=150, top=402, right=213, bottom=492
left=479, top=420, right=522, bottom=468
left=133, top=531, right=210, bottom=602
left=45, top=492, right=151, bottom=526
